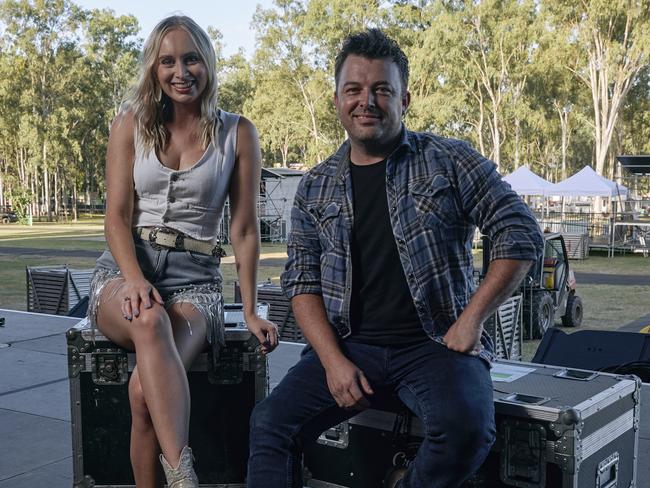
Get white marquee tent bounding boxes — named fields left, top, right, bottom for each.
left=502, top=166, right=554, bottom=196
left=550, top=165, right=628, bottom=198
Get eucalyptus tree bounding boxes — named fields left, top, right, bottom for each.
left=77, top=7, right=139, bottom=216
left=0, top=0, right=139, bottom=220
left=405, top=0, right=540, bottom=172
left=247, top=0, right=384, bottom=167
left=245, top=65, right=310, bottom=167
left=0, top=51, right=24, bottom=207
left=618, top=66, right=650, bottom=156
left=544, top=0, right=650, bottom=177
left=0, top=0, right=86, bottom=219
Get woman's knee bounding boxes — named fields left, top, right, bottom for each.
left=130, top=307, right=171, bottom=345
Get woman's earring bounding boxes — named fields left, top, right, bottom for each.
left=154, top=85, right=162, bottom=103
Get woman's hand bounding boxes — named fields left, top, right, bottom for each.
left=120, top=277, right=164, bottom=320
left=246, top=315, right=279, bottom=354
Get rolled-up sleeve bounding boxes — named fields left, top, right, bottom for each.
left=281, top=178, right=324, bottom=299
left=450, top=141, right=543, bottom=262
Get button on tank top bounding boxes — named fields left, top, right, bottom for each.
left=132, top=110, right=240, bottom=244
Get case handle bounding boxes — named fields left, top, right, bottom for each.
left=554, top=368, right=597, bottom=381
left=596, top=452, right=619, bottom=488
left=502, top=393, right=550, bottom=406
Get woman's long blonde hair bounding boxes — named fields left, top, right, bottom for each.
left=124, top=15, right=219, bottom=154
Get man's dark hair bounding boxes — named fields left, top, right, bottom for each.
left=334, top=29, right=409, bottom=93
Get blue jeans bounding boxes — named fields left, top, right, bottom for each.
left=247, top=340, right=496, bottom=487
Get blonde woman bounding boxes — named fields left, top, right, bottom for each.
left=88, top=15, right=278, bottom=488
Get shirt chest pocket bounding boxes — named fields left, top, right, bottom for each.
left=308, top=202, right=342, bottom=248
left=409, top=175, right=457, bottom=229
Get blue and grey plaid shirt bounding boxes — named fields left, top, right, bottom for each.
left=281, top=128, right=543, bottom=361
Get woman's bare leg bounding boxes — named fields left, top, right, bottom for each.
left=129, top=366, right=162, bottom=488
left=126, top=304, right=207, bottom=487
left=95, top=280, right=206, bottom=469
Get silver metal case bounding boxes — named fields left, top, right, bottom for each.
left=304, top=360, right=641, bottom=488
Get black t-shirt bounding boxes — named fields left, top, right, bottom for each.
left=347, top=159, right=427, bottom=345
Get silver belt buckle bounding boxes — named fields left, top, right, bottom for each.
left=211, top=245, right=226, bottom=258
left=174, top=233, right=185, bottom=250
left=148, top=227, right=176, bottom=251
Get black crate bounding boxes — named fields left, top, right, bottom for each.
left=304, top=361, right=641, bottom=488
left=67, top=305, right=268, bottom=488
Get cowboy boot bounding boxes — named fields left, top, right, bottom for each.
left=159, top=446, right=199, bottom=488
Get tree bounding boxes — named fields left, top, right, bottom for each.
left=546, top=0, right=650, bottom=176
left=248, top=0, right=347, bottom=166
left=0, top=0, right=139, bottom=220
left=406, top=1, right=540, bottom=171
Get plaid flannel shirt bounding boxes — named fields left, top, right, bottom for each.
left=281, top=128, right=543, bottom=362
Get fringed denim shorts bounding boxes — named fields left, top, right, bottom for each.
left=88, top=234, right=225, bottom=348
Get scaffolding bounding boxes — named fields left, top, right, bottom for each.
left=217, top=168, right=301, bottom=244
left=259, top=177, right=287, bottom=242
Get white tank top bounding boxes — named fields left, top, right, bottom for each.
left=132, top=110, right=240, bottom=244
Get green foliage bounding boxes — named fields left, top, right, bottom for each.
left=1, top=0, right=649, bottom=200
left=11, top=186, right=32, bottom=223
left=0, top=0, right=139, bottom=218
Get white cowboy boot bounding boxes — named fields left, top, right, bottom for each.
left=159, top=446, right=199, bottom=488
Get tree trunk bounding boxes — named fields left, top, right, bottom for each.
left=85, top=164, right=90, bottom=205
left=512, top=79, right=526, bottom=170
left=43, top=141, right=52, bottom=221
left=514, top=118, right=520, bottom=170
left=54, top=167, right=59, bottom=218
left=491, top=110, right=501, bottom=170
left=282, top=134, right=290, bottom=168
left=556, top=103, right=571, bottom=181
left=72, top=182, right=78, bottom=222
left=470, top=79, right=487, bottom=156
left=61, top=174, right=68, bottom=223
left=30, top=171, right=37, bottom=218
left=296, top=77, right=324, bottom=164
left=579, top=13, right=645, bottom=176
left=18, top=147, right=26, bottom=186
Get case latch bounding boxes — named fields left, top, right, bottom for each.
left=500, top=419, right=547, bottom=488
left=91, top=350, right=128, bottom=385
left=316, top=421, right=350, bottom=449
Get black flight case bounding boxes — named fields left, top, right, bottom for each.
left=304, top=359, right=641, bottom=488
left=67, top=304, right=269, bottom=488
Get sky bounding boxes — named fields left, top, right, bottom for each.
left=74, top=0, right=275, bottom=57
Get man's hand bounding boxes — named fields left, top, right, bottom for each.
left=324, top=356, right=374, bottom=410
left=443, top=258, right=533, bottom=356
left=443, top=320, right=483, bottom=356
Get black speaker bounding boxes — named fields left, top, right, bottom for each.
left=533, top=329, right=650, bottom=381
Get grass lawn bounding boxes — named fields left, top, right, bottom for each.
left=2, top=222, right=649, bottom=362
left=0, top=222, right=287, bottom=309
left=0, top=255, right=99, bottom=310
left=473, top=248, right=650, bottom=276
left=0, top=222, right=106, bottom=251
